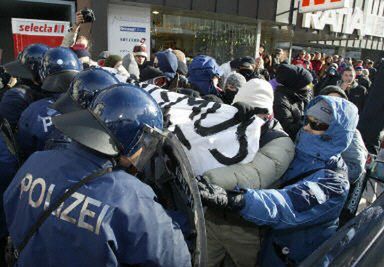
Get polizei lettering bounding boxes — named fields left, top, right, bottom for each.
left=19, top=173, right=110, bottom=235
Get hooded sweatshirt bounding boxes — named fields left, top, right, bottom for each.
left=156, top=50, right=178, bottom=80
left=188, top=55, right=223, bottom=96
left=274, top=64, right=313, bottom=140
left=240, top=96, right=359, bottom=266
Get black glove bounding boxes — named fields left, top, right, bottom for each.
left=233, top=102, right=268, bottom=122
left=196, top=176, right=245, bottom=212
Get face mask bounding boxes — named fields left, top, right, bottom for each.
left=223, top=90, right=238, bottom=104
left=238, top=69, right=254, bottom=81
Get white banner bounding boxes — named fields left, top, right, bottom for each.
left=141, top=84, right=263, bottom=176
left=107, top=4, right=151, bottom=58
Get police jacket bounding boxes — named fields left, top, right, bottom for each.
left=4, top=143, right=191, bottom=267
left=239, top=96, right=358, bottom=266
left=0, top=117, right=19, bottom=238
left=0, top=84, right=37, bottom=129
left=17, top=96, right=61, bottom=159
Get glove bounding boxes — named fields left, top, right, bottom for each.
left=196, top=176, right=245, bottom=212
left=233, top=102, right=268, bottom=122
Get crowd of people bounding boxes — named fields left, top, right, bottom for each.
left=0, top=11, right=384, bottom=267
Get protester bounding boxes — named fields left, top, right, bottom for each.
left=4, top=84, right=191, bottom=266
left=358, top=60, right=384, bottom=153
left=61, top=11, right=96, bottom=67
left=291, top=50, right=307, bottom=68
left=311, top=51, right=323, bottom=76
left=355, top=66, right=371, bottom=90
left=202, top=79, right=295, bottom=267
left=133, top=40, right=149, bottom=74
left=0, top=44, right=49, bottom=129
left=319, top=85, right=368, bottom=224
left=188, top=55, right=223, bottom=96
left=122, top=52, right=140, bottom=80
left=337, top=67, right=368, bottom=113
left=103, top=54, right=130, bottom=77
left=221, top=72, right=246, bottom=104
left=274, top=64, right=313, bottom=140
left=314, top=63, right=340, bottom=95
left=96, top=51, right=110, bottom=67
left=238, top=56, right=260, bottom=81
left=255, top=56, right=270, bottom=81
left=366, top=59, right=377, bottom=83
left=198, top=95, right=359, bottom=266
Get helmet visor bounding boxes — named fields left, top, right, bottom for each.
left=127, top=124, right=166, bottom=171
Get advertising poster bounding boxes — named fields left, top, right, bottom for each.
left=11, top=18, right=70, bottom=58
left=107, top=4, right=151, bottom=58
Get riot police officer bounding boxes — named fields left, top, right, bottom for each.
left=4, top=84, right=191, bottom=266
left=16, top=47, right=84, bottom=159
left=0, top=44, right=49, bottom=129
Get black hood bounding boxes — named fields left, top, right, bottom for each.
left=276, top=64, right=313, bottom=91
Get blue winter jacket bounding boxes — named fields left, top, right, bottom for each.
left=17, top=96, right=61, bottom=159
left=188, top=55, right=223, bottom=96
left=3, top=143, right=191, bottom=267
left=239, top=96, right=359, bottom=266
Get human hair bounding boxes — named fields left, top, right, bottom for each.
left=343, top=66, right=355, bottom=75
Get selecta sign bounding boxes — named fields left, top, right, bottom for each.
left=300, top=0, right=350, bottom=13
left=11, top=18, right=70, bottom=57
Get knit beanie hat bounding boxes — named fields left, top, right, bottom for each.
left=173, top=49, right=187, bottom=64
left=306, top=100, right=333, bottom=124
left=133, top=40, right=148, bottom=58
left=104, top=55, right=122, bottom=68
left=225, top=72, right=247, bottom=91
left=232, top=78, right=274, bottom=114
left=319, top=85, right=348, bottom=100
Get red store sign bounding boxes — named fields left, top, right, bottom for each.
left=11, top=18, right=70, bottom=58
left=300, top=0, right=350, bottom=13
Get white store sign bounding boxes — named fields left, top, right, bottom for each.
left=107, top=4, right=151, bottom=58
left=302, top=0, right=384, bottom=38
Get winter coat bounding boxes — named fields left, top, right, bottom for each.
left=122, top=53, right=140, bottom=80
left=203, top=119, right=295, bottom=267
left=311, top=59, right=323, bottom=75
left=156, top=50, right=178, bottom=80
left=188, top=55, right=223, bottom=96
left=341, top=130, right=368, bottom=183
left=358, top=61, right=384, bottom=153
left=356, top=75, right=371, bottom=91
left=273, top=86, right=312, bottom=140
left=239, top=96, right=359, bottom=266
left=337, top=80, right=368, bottom=114
left=4, top=143, right=191, bottom=267
left=203, top=119, right=295, bottom=190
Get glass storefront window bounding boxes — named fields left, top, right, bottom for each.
left=152, top=13, right=257, bottom=64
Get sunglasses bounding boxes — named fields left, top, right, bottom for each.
left=306, top=116, right=329, bottom=131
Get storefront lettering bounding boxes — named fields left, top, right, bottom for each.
left=302, top=0, right=384, bottom=37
